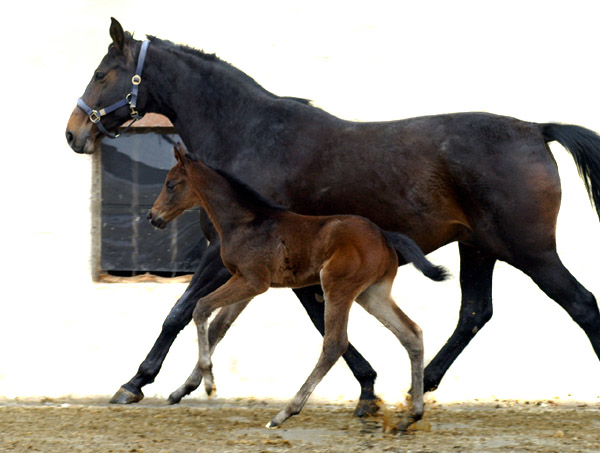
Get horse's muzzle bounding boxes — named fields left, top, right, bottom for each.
left=65, top=107, right=98, bottom=154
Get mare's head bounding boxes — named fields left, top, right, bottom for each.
left=148, top=143, right=197, bottom=229
left=65, top=18, right=145, bottom=154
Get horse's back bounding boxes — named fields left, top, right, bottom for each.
left=336, top=112, right=560, bottom=257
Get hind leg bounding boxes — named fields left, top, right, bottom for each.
left=357, top=279, right=425, bottom=432
left=267, top=290, right=355, bottom=428
left=424, top=243, right=496, bottom=392
left=293, top=286, right=379, bottom=416
left=516, top=251, right=600, bottom=358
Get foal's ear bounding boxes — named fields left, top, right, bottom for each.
left=110, top=18, right=126, bottom=54
left=173, top=143, right=188, bottom=167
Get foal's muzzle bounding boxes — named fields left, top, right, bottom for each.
left=147, top=210, right=167, bottom=229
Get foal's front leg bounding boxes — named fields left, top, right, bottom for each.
left=168, top=299, right=250, bottom=404
left=195, top=298, right=252, bottom=395
left=173, top=275, right=268, bottom=399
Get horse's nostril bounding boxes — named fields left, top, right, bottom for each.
left=66, top=130, right=74, bottom=145
left=146, top=211, right=153, bottom=220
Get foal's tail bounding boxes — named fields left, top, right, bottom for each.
left=543, top=123, right=600, bottom=220
left=382, top=231, right=450, bottom=282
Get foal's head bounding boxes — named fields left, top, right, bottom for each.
left=148, top=143, right=197, bottom=229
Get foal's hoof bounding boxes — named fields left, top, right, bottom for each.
left=205, top=383, right=217, bottom=397
left=109, top=387, right=144, bottom=404
left=395, top=417, right=421, bottom=434
left=167, top=392, right=183, bottom=405
left=265, top=420, right=280, bottom=430
left=354, top=398, right=382, bottom=417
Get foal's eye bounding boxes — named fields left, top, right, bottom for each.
left=166, top=181, right=177, bottom=192
left=95, top=71, right=106, bottom=81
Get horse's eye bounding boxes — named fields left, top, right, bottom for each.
left=95, top=71, right=106, bottom=81
left=166, top=181, right=177, bottom=191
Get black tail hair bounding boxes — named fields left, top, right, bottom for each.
left=543, top=123, right=600, bottom=220
left=382, top=231, right=450, bottom=282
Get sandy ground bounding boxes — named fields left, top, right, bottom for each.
left=1, top=397, right=599, bottom=452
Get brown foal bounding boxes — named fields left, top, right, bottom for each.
left=148, top=143, right=448, bottom=431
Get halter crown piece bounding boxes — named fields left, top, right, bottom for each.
left=77, top=40, right=150, bottom=139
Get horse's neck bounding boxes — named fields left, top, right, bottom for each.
left=143, top=45, right=273, bottom=164
left=189, top=162, right=257, bottom=237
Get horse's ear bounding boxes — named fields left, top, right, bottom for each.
left=110, top=18, right=125, bottom=54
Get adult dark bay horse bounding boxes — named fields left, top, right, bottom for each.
left=66, top=19, right=600, bottom=411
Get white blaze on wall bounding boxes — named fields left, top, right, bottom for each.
left=2, top=0, right=599, bottom=405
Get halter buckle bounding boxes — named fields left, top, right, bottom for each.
left=89, top=110, right=101, bottom=123
left=130, top=105, right=140, bottom=118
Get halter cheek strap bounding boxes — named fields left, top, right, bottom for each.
left=77, top=40, right=150, bottom=139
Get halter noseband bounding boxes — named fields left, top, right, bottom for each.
left=77, top=40, right=150, bottom=139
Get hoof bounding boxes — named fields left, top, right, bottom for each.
left=167, top=392, right=183, bottom=405
left=396, top=416, right=421, bottom=434
left=109, top=387, right=144, bottom=404
left=354, top=398, right=382, bottom=418
left=205, top=383, right=217, bottom=397
left=422, top=377, right=439, bottom=394
left=395, top=421, right=412, bottom=433
left=265, top=420, right=280, bottom=430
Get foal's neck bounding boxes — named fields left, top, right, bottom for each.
left=188, top=161, right=272, bottom=237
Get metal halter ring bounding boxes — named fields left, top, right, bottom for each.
left=89, top=110, right=101, bottom=123
left=132, top=74, right=142, bottom=85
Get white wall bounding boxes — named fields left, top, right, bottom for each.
left=3, top=0, right=600, bottom=405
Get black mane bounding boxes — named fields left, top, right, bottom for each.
left=147, top=35, right=221, bottom=63
left=146, top=35, right=311, bottom=106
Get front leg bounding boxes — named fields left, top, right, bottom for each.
left=194, top=298, right=252, bottom=396
left=173, top=275, right=268, bottom=402
left=167, top=299, right=250, bottom=404
left=110, top=240, right=229, bottom=404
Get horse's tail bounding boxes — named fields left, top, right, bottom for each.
left=382, top=231, right=450, bottom=282
left=542, top=123, right=600, bottom=220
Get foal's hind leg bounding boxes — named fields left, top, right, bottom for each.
left=267, top=291, right=355, bottom=428
left=357, top=280, right=425, bottom=432
left=293, top=285, right=380, bottom=416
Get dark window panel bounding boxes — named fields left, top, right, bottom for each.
left=100, top=132, right=206, bottom=275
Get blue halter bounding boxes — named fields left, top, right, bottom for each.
left=77, top=40, right=150, bottom=138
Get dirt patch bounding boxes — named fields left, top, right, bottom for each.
left=1, top=398, right=599, bottom=452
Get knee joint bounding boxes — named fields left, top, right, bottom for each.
left=193, top=305, right=212, bottom=324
